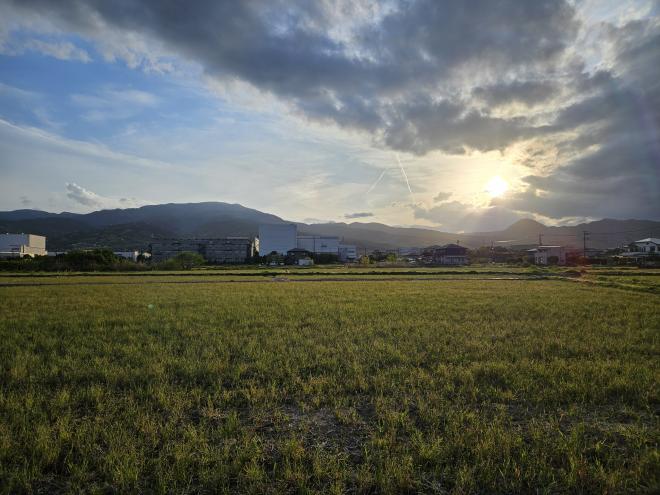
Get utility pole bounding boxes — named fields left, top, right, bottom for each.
left=538, top=233, right=543, bottom=246
left=583, top=231, right=589, bottom=259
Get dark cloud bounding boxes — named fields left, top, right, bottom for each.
left=472, top=81, right=559, bottom=107
left=345, top=212, right=374, bottom=219
left=19, top=195, right=31, bottom=206
left=495, top=21, right=660, bottom=221
left=4, top=0, right=576, bottom=155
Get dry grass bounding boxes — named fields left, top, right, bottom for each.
left=0, top=277, right=658, bottom=493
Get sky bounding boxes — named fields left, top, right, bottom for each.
left=0, top=0, right=658, bottom=232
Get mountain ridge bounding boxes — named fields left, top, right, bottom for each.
left=1, top=203, right=659, bottom=251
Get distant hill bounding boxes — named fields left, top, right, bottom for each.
left=1, top=203, right=659, bottom=251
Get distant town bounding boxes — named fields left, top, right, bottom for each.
left=1, top=223, right=658, bottom=268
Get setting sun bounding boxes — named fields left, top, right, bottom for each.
left=485, top=176, right=509, bottom=198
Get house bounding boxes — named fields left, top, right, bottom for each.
left=0, top=233, right=47, bottom=258
left=528, top=245, right=566, bottom=265
left=427, top=243, right=469, bottom=265
left=338, top=244, right=357, bottom=262
left=286, top=248, right=312, bottom=264
left=632, top=238, right=660, bottom=254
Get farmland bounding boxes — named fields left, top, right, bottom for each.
left=0, top=270, right=658, bottom=493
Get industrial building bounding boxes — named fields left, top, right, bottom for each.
left=0, top=233, right=47, bottom=258
left=258, top=224, right=297, bottom=255
left=297, top=235, right=339, bottom=254
left=150, top=238, right=257, bottom=263
left=259, top=224, right=343, bottom=257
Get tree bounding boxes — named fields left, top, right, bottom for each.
left=163, top=251, right=205, bottom=270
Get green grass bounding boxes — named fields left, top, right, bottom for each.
left=0, top=277, right=658, bottom=493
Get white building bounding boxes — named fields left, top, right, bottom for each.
left=338, top=244, right=358, bottom=261
left=297, top=235, right=339, bottom=254
left=632, top=238, right=660, bottom=253
left=0, top=233, right=47, bottom=258
left=114, top=251, right=140, bottom=262
left=258, top=224, right=297, bottom=255
left=529, top=245, right=566, bottom=265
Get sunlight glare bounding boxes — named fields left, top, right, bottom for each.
left=485, top=176, right=509, bottom=198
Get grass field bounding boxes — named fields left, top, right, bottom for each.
left=0, top=271, right=658, bottom=493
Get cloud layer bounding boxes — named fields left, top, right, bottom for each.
left=1, top=0, right=658, bottom=223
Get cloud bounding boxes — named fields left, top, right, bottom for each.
left=493, top=20, right=660, bottom=221
left=344, top=211, right=374, bottom=219
left=472, top=80, right=559, bottom=108
left=2, top=0, right=576, bottom=155
left=65, top=182, right=104, bottom=207
left=413, top=201, right=526, bottom=232
left=23, top=39, right=91, bottom=62
left=65, top=183, right=149, bottom=210
left=433, top=191, right=452, bottom=203
left=0, top=34, right=92, bottom=62
left=1, top=0, right=658, bottom=221
left=19, top=195, right=32, bottom=206
left=70, top=88, right=159, bottom=121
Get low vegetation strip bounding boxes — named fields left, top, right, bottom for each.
left=0, top=280, right=658, bottom=493
left=0, top=274, right=554, bottom=287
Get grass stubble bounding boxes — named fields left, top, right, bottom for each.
left=0, top=274, right=658, bottom=493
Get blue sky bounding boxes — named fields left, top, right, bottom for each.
left=0, top=1, right=658, bottom=231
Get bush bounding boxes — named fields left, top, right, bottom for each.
left=0, top=249, right=144, bottom=272
left=158, top=252, right=205, bottom=270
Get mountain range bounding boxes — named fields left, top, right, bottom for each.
left=1, top=202, right=658, bottom=252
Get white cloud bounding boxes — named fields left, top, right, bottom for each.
left=23, top=39, right=91, bottom=62
left=70, top=88, right=159, bottom=121
left=65, top=182, right=148, bottom=209
left=65, top=182, right=104, bottom=207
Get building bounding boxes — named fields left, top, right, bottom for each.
left=286, top=249, right=314, bottom=266
left=258, top=224, right=297, bottom=255
left=114, top=251, right=140, bottom=262
left=286, top=248, right=312, bottom=264
left=528, top=245, right=566, bottom=265
left=0, top=233, right=46, bottom=258
left=150, top=238, right=257, bottom=263
left=258, top=224, right=341, bottom=257
left=632, top=238, right=660, bottom=254
left=338, top=244, right=358, bottom=262
left=426, top=243, right=469, bottom=265
left=398, top=247, right=422, bottom=256
left=297, top=235, right=340, bottom=254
